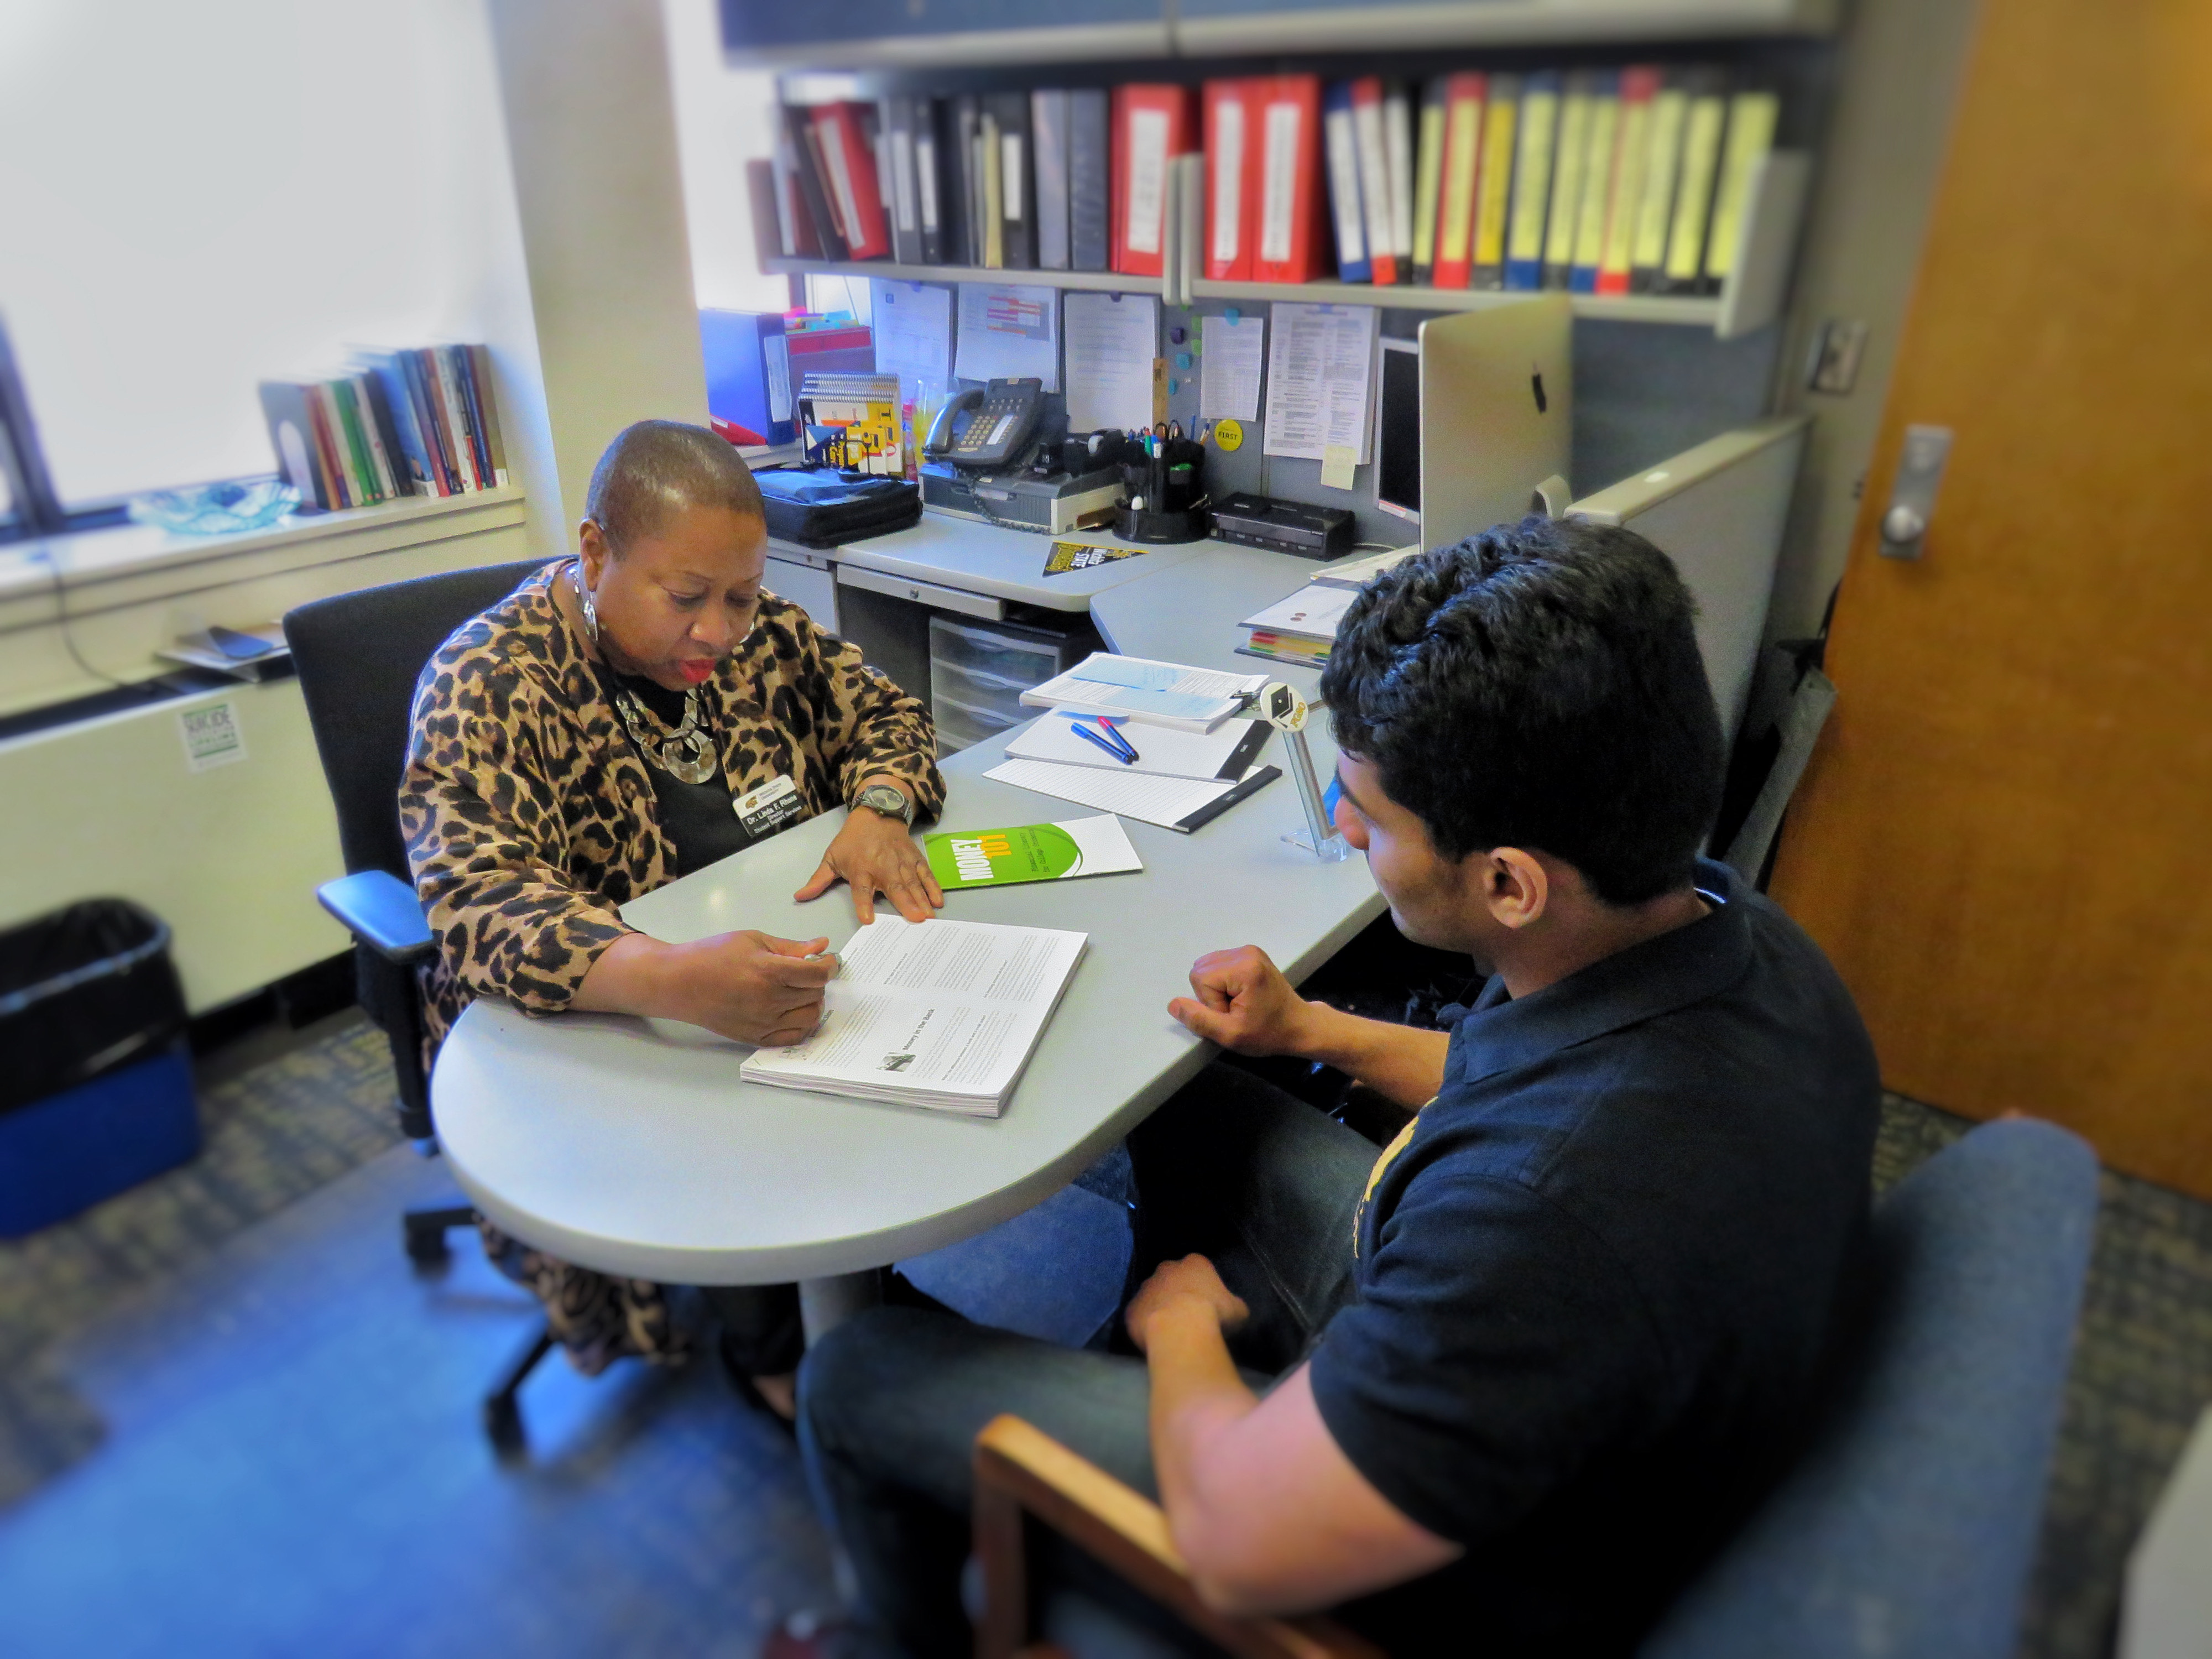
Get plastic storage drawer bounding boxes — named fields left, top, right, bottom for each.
left=935, top=690, right=1029, bottom=756
left=928, top=616, right=1065, bottom=690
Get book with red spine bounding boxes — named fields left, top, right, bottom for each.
left=811, top=102, right=890, bottom=261
left=1597, top=66, right=1661, bottom=296
left=1250, top=75, right=1327, bottom=284
left=1202, top=78, right=1262, bottom=281
left=1110, top=84, right=1194, bottom=278
left=1430, top=73, right=1487, bottom=290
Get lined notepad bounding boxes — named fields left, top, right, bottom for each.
left=986, top=757, right=1281, bottom=833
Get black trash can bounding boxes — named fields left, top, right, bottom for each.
left=0, top=899, right=198, bottom=1236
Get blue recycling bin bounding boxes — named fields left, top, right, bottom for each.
left=0, top=899, right=199, bottom=1236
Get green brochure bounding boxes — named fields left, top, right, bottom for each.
left=925, top=813, right=1144, bottom=890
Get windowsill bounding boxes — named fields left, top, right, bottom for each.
left=0, top=484, right=526, bottom=607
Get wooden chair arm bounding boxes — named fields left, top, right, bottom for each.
left=972, top=1414, right=1385, bottom=1659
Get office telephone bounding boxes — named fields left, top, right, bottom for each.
left=925, top=378, right=1045, bottom=470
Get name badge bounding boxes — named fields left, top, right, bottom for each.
left=734, top=774, right=805, bottom=839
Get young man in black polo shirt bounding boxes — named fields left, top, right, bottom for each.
left=798, top=518, right=1880, bottom=1656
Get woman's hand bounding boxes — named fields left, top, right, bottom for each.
left=575, top=929, right=837, bottom=1046
left=796, top=789, right=944, bottom=924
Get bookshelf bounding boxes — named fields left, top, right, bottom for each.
left=722, top=0, right=1838, bottom=70
left=755, top=149, right=1808, bottom=340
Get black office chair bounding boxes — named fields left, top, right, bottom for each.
left=284, top=557, right=554, bottom=1453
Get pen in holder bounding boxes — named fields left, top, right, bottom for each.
left=1260, top=684, right=1352, bottom=863
left=1108, top=425, right=1210, bottom=544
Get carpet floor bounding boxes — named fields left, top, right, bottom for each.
left=0, top=1014, right=2206, bottom=1657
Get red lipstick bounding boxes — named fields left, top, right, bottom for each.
left=679, top=659, right=714, bottom=685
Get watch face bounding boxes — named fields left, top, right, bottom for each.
left=860, top=785, right=910, bottom=821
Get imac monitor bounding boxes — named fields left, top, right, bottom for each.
left=1375, top=337, right=1421, bottom=525
left=1417, top=297, right=1573, bottom=550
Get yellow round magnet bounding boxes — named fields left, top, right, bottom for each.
left=1213, top=418, right=1244, bottom=452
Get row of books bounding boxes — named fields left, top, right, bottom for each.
left=257, top=345, right=508, bottom=514
left=1293, top=67, right=1778, bottom=295
left=768, top=68, right=1777, bottom=298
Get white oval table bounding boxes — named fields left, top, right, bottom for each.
left=429, top=541, right=1369, bottom=1335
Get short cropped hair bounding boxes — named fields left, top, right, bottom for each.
left=1319, top=517, right=1724, bottom=905
left=583, top=420, right=764, bottom=553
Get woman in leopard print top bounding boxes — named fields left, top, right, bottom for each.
left=401, top=421, right=945, bottom=1401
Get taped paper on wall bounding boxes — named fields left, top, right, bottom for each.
left=1262, top=302, right=1377, bottom=463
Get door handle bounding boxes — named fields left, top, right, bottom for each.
left=1879, top=425, right=1953, bottom=560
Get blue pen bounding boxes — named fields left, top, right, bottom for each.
left=1071, top=721, right=1137, bottom=765
left=1093, top=716, right=1140, bottom=761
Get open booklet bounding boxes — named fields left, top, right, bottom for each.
left=737, top=916, right=1086, bottom=1118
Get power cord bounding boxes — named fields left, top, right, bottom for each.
left=38, top=542, right=130, bottom=690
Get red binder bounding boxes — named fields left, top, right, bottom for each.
left=811, top=102, right=890, bottom=261
left=1202, top=79, right=1263, bottom=282
left=1250, top=75, right=1327, bottom=284
left=1111, top=84, right=1195, bottom=278
left=1431, top=73, right=1486, bottom=290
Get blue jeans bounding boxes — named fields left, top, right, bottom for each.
left=797, top=1062, right=1381, bottom=1657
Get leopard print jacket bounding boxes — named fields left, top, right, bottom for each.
left=400, top=560, right=943, bottom=1061
left=399, top=561, right=943, bottom=1375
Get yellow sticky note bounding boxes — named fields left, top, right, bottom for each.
left=1320, top=445, right=1358, bottom=491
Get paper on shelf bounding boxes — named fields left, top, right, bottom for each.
left=1062, top=292, right=1159, bottom=432
left=870, top=280, right=953, bottom=417
left=955, top=283, right=1061, bottom=389
left=1199, top=313, right=1265, bottom=422
left=1262, top=302, right=1378, bottom=464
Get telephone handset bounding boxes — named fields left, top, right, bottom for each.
left=925, top=378, right=1045, bottom=471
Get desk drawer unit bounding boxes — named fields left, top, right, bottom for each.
left=927, top=617, right=1083, bottom=755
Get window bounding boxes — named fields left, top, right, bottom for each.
left=0, top=0, right=523, bottom=521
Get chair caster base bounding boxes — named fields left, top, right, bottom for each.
left=403, top=1204, right=478, bottom=1267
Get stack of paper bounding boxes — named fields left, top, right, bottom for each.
left=738, top=916, right=1085, bottom=1119
left=1003, top=714, right=1271, bottom=781
left=984, top=757, right=1280, bottom=834
left=1020, top=653, right=1270, bottom=733
left=1237, top=583, right=1358, bottom=667
left=1313, top=545, right=1420, bottom=590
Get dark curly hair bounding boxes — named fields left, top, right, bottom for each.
left=1319, top=516, right=1724, bottom=906
left=585, top=420, right=764, bottom=554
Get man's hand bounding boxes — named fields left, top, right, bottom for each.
left=1127, top=1253, right=1250, bottom=1354
left=1167, top=946, right=1321, bottom=1058
left=795, top=794, right=944, bottom=924
left=671, top=930, right=838, bottom=1046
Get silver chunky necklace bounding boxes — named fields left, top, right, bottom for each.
left=575, top=560, right=719, bottom=785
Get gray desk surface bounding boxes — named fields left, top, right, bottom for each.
left=428, top=546, right=1389, bottom=1286
left=819, top=514, right=1214, bottom=612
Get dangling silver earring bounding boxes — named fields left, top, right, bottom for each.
left=572, top=557, right=602, bottom=649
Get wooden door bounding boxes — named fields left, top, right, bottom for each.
left=1770, top=0, right=2212, bottom=1192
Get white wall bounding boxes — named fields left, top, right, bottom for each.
left=0, top=0, right=557, bottom=550
left=487, top=0, right=711, bottom=542
left=662, top=0, right=795, bottom=315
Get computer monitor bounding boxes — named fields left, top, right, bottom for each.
left=1417, top=297, right=1573, bottom=551
left=1375, top=337, right=1421, bottom=526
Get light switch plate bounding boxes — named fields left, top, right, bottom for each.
left=1808, top=319, right=1870, bottom=394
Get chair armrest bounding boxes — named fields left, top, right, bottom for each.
left=317, top=870, right=435, bottom=966
left=972, top=1414, right=1383, bottom=1659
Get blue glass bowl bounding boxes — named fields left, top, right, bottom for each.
left=129, top=479, right=301, bottom=536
